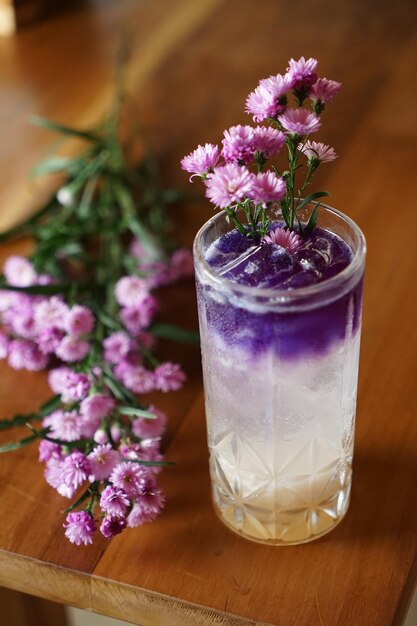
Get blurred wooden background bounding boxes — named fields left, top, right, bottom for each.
left=0, top=1, right=417, bottom=625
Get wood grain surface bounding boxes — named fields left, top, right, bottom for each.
left=0, top=1, right=417, bottom=625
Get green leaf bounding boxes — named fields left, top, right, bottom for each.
left=62, top=487, right=94, bottom=513
left=31, top=156, right=81, bottom=178
left=296, top=191, right=329, bottom=212
left=120, top=457, right=175, bottom=467
left=150, top=323, right=200, bottom=345
left=0, top=432, right=40, bottom=453
left=118, top=406, right=157, bottom=419
left=0, top=281, right=72, bottom=295
left=304, top=203, right=320, bottom=235
left=30, top=115, right=100, bottom=142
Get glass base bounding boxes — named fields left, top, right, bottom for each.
left=211, top=453, right=352, bottom=545
left=213, top=496, right=350, bottom=545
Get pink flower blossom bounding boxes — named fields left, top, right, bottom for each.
left=181, top=143, right=220, bottom=177
left=38, top=327, right=65, bottom=354
left=132, top=405, right=167, bottom=440
left=48, top=409, right=83, bottom=442
left=120, top=296, right=158, bottom=334
left=88, top=444, right=119, bottom=480
left=127, top=478, right=165, bottom=527
left=62, top=451, right=91, bottom=490
left=45, top=457, right=75, bottom=498
left=61, top=372, right=91, bottom=403
left=80, top=394, right=115, bottom=421
left=252, top=127, right=285, bottom=158
left=169, top=248, right=194, bottom=279
left=263, top=227, right=302, bottom=253
left=48, top=366, right=72, bottom=394
left=8, top=339, right=48, bottom=371
left=221, top=125, right=255, bottom=164
left=93, top=428, right=108, bottom=445
left=100, top=515, right=127, bottom=538
left=114, top=276, right=149, bottom=308
left=0, top=332, right=8, bottom=359
left=9, top=306, right=36, bottom=339
left=249, top=171, right=286, bottom=206
left=309, top=78, right=341, bottom=103
left=117, top=363, right=156, bottom=394
left=65, top=305, right=95, bottom=336
left=110, top=423, right=121, bottom=442
left=245, top=84, right=279, bottom=122
left=110, top=461, right=147, bottom=498
left=298, top=140, right=337, bottom=162
left=3, top=256, right=37, bottom=287
left=287, top=56, right=318, bottom=90
left=103, top=331, right=132, bottom=363
left=34, top=297, right=69, bottom=330
left=39, top=439, right=62, bottom=463
left=63, top=511, right=96, bottom=545
left=278, top=108, right=321, bottom=136
left=56, top=336, right=90, bottom=362
left=205, top=164, right=253, bottom=208
left=100, top=485, right=130, bottom=516
left=259, top=72, right=294, bottom=99
left=154, top=362, right=186, bottom=392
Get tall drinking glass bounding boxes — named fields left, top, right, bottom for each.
left=193, top=203, right=366, bottom=545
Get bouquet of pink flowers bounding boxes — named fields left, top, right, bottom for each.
left=0, top=108, right=196, bottom=545
left=182, top=56, right=340, bottom=242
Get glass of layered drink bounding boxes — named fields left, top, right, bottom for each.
left=194, top=202, right=366, bottom=545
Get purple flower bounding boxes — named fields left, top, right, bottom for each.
left=263, top=227, right=302, bottom=253
left=298, top=140, right=337, bottom=163
left=103, top=331, right=132, bottom=363
left=100, top=515, right=127, bottom=539
left=110, top=461, right=147, bottom=498
left=117, top=363, right=156, bottom=394
left=127, top=478, right=165, bottom=527
left=115, top=276, right=149, bottom=308
left=48, top=366, right=72, bottom=394
left=8, top=339, right=48, bottom=371
left=62, top=451, right=91, bottom=489
left=3, top=256, right=37, bottom=287
left=100, top=485, right=130, bottom=516
left=8, top=305, right=36, bottom=339
left=38, top=327, right=65, bottom=354
left=45, top=457, right=75, bottom=498
left=34, top=297, right=69, bottom=331
left=88, top=443, right=119, bottom=480
left=0, top=332, right=8, bottom=359
left=221, top=125, right=255, bottom=164
left=309, top=78, right=341, bottom=103
left=205, top=164, right=253, bottom=208
left=181, top=143, right=220, bottom=177
left=169, top=248, right=194, bottom=279
left=63, top=511, right=96, bottom=546
left=249, top=171, right=286, bottom=206
left=61, top=372, right=91, bottom=403
left=245, top=84, right=279, bottom=122
left=252, top=127, right=285, bottom=158
left=39, top=439, right=62, bottom=463
left=120, top=296, right=158, bottom=334
left=48, top=409, right=83, bottom=442
left=259, top=72, right=294, bottom=99
left=80, top=394, right=115, bottom=421
left=65, top=305, right=95, bottom=336
left=287, top=56, right=318, bottom=90
left=154, top=362, right=186, bottom=392
left=132, top=405, right=167, bottom=440
left=93, top=428, right=108, bottom=445
left=56, top=336, right=90, bottom=362
left=278, top=108, right=321, bottom=136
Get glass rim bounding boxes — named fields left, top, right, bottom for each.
left=193, top=202, right=367, bottom=306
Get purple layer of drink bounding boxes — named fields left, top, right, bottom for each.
left=194, top=204, right=366, bottom=545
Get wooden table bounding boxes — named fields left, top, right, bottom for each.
left=0, top=1, right=417, bottom=624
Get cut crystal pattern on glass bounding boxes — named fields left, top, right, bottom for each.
left=210, top=433, right=352, bottom=545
